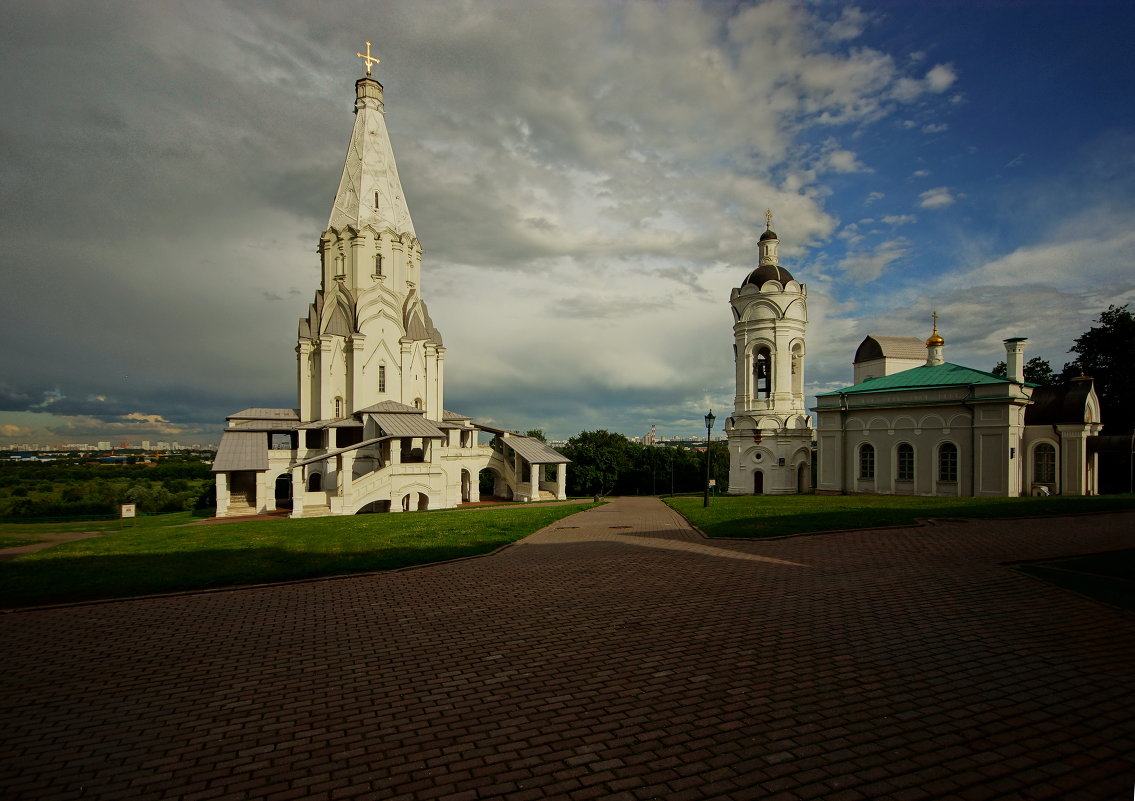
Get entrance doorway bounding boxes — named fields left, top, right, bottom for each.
left=754, top=470, right=764, bottom=494
left=274, top=474, right=292, bottom=510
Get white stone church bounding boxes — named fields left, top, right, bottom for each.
left=212, top=62, right=568, bottom=517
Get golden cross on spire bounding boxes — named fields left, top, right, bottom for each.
left=765, top=208, right=773, bottom=230
left=356, top=41, right=380, bottom=77
left=932, top=311, right=938, bottom=332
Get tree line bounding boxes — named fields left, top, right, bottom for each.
left=991, top=304, right=1133, bottom=435
left=0, top=460, right=214, bottom=519
left=539, top=429, right=730, bottom=498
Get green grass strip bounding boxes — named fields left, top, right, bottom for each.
left=667, top=493, right=1135, bottom=539
left=0, top=503, right=594, bottom=608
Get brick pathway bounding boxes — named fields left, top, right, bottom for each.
left=2, top=498, right=1133, bottom=800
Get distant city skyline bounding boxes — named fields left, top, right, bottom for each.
left=2, top=1, right=1133, bottom=446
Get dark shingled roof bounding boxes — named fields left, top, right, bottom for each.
left=1025, top=379, right=1095, bottom=426
left=759, top=229, right=778, bottom=241
left=743, top=262, right=795, bottom=289
left=854, top=335, right=927, bottom=364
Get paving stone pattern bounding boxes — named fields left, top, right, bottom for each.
left=2, top=498, right=1134, bottom=800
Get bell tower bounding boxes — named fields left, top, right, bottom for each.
left=724, top=212, right=813, bottom=494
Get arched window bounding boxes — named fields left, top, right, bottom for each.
left=754, top=347, right=772, bottom=399
left=414, top=398, right=423, bottom=410
left=858, top=444, right=875, bottom=479
left=896, top=443, right=914, bottom=481
left=334, top=397, right=343, bottom=418
left=307, top=472, right=322, bottom=492
left=378, top=364, right=386, bottom=393
left=375, top=253, right=384, bottom=276
left=791, top=344, right=804, bottom=397
left=938, top=443, right=958, bottom=482
left=1034, top=443, right=1056, bottom=484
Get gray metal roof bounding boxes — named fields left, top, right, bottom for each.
left=853, top=336, right=926, bottom=363
left=357, top=400, right=421, bottom=414
left=212, top=431, right=269, bottom=472
left=298, top=417, right=362, bottom=430
left=371, top=413, right=446, bottom=439
left=226, top=420, right=298, bottom=431
left=227, top=407, right=299, bottom=421
left=443, top=409, right=470, bottom=421
left=502, top=435, right=570, bottom=465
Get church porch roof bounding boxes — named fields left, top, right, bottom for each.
left=226, top=407, right=300, bottom=421
left=357, top=400, right=422, bottom=414
left=370, top=413, right=446, bottom=439
left=212, top=431, right=269, bottom=472
left=501, top=435, right=571, bottom=465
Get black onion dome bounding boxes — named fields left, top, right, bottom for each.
left=743, top=262, right=794, bottom=288
left=759, top=228, right=778, bottom=241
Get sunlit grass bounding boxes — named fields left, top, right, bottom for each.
left=0, top=503, right=594, bottom=608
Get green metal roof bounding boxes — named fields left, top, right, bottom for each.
left=819, top=362, right=1020, bottom=396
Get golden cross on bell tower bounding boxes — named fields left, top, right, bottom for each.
left=765, top=208, right=773, bottom=230
left=356, top=41, right=380, bottom=77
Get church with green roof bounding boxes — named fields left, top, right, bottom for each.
left=813, top=322, right=1102, bottom=497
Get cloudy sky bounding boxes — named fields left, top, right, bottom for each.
left=2, top=0, right=1133, bottom=446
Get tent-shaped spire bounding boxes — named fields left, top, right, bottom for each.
left=327, top=76, right=416, bottom=238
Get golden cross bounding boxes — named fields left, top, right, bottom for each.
left=765, top=208, right=773, bottom=230
left=356, top=41, right=380, bottom=76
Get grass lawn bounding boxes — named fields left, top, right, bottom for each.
left=1015, top=549, right=1135, bottom=612
left=0, top=503, right=594, bottom=608
left=0, top=534, right=48, bottom=548
left=666, top=493, right=1135, bottom=539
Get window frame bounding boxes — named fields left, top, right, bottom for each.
left=858, top=443, right=875, bottom=480
left=1034, top=442, right=1057, bottom=484
left=938, top=442, right=958, bottom=483
left=896, top=443, right=914, bottom=482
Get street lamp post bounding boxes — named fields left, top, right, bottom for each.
left=703, top=410, right=716, bottom=507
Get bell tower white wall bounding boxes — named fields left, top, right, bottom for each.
left=725, top=220, right=814, bottom=495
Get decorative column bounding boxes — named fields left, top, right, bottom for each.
left=297, top=340, right=313, bottom=421
left=348, top=335, right=365, bottom=413
left=215, top=473, right=230, bottom=517
left=435, top=346, right=446, bottom=419
left=290, top=466, right=306, bottom=518
left=349, top=231, right=366, bottom=288
left=318, top=336, right=334, bottom=420
left=529, top=462, right=539, bottom=502
left=556, top=463, right=566, bottom=500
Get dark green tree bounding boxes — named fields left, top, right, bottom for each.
left=1061, top=304, right=1135, bottom=434
left=990, top=357, right=1056, bottom=385
left=560, top=430, right=636, bottom=496
left=524, top=429, right=548, bottom=443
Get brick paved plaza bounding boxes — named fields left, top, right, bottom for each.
left=2, top=498, right=1133, bottom=800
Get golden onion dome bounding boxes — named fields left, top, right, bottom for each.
left=925, top=313, right=944, bottom=347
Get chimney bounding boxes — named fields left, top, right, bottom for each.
left=1003, top=337, right=1027, bottom=382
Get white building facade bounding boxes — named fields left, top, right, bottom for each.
left=213, top=65, right=567, bottom=517
left=725, top=219, right=814, bottom=495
